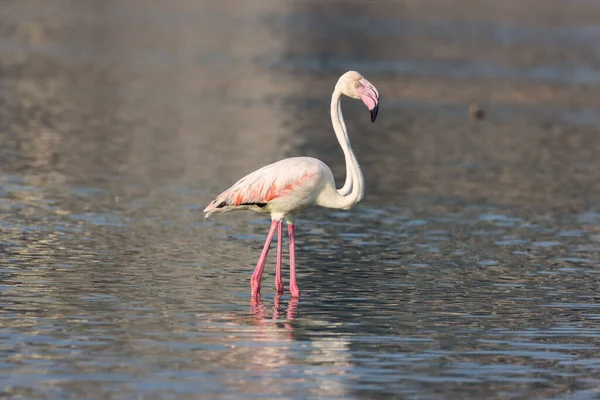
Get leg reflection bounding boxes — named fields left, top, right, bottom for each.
left=251, top=295, right=299, bottom=321
left=273, top=294, right=299, bottom=321
left=286, top=296, right=299, bottom=320
left=250, top=296, right=266, bottom=319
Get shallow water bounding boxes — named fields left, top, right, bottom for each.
left=2, top=1, right=600, bottom=399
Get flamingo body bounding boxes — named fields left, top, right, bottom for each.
left=204, top=71, right=379, bottom=298
left=204, top=157, right=335, bottom=220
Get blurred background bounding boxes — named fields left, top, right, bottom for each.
left=1, top=0, right=600, bottom=399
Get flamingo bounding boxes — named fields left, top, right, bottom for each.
left=204, top=71, right=379, bottom=298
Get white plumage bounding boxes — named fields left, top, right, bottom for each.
left=204, top=157, right=330, bottom=219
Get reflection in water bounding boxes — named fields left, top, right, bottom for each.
left=2, top=0, right=600, bottom=399
left=250, top=295, right=299, bottom=322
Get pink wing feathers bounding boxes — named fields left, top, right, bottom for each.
left=203, top=157, right=322, bottom=217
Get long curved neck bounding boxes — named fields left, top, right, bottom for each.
left=324, top=88, right=364, bottom=209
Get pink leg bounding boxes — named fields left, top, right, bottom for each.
left=250, top=220, right=278, bottom=297
left=275, top=221, right=284, bottom=294
left=287, top=223, right=300, bottom=298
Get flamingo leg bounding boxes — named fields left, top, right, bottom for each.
left=275, top=220, right=284, bottom=294
left=251, top=220, right=278, bottom=297
left=287, top=223, right=300, bottom=298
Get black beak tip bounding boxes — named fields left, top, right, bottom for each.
left=370, top=104, right=379, bottom=123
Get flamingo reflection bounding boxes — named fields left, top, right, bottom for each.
left=250, top=295, right=299, bottom=323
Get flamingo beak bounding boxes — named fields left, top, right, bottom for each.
left=357, top=78, right=379, bottom=123
left=370, top=101, right=379, bottom=123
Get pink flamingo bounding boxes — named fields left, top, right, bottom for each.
left=204, top=71, right=379, bottom=298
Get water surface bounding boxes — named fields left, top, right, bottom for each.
left=2, top=1, right=600, bottom=399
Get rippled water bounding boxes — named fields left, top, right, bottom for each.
left=2, top=1, right=600, bottom=399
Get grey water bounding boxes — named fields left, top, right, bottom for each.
left=2, top=1, right=600, bottom=399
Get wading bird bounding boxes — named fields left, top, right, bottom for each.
left=204, top=71, right=379, bottom=298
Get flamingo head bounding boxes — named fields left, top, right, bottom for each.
left=337, top=71, right=380, bottom=122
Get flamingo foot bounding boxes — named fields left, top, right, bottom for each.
left=275, top=283, right=284, bottom=294
left=289, top=274, right=300, bottom=297
left=250, top=280, right=262, bottom=298
left=250, top=294, right=263, bottom=310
